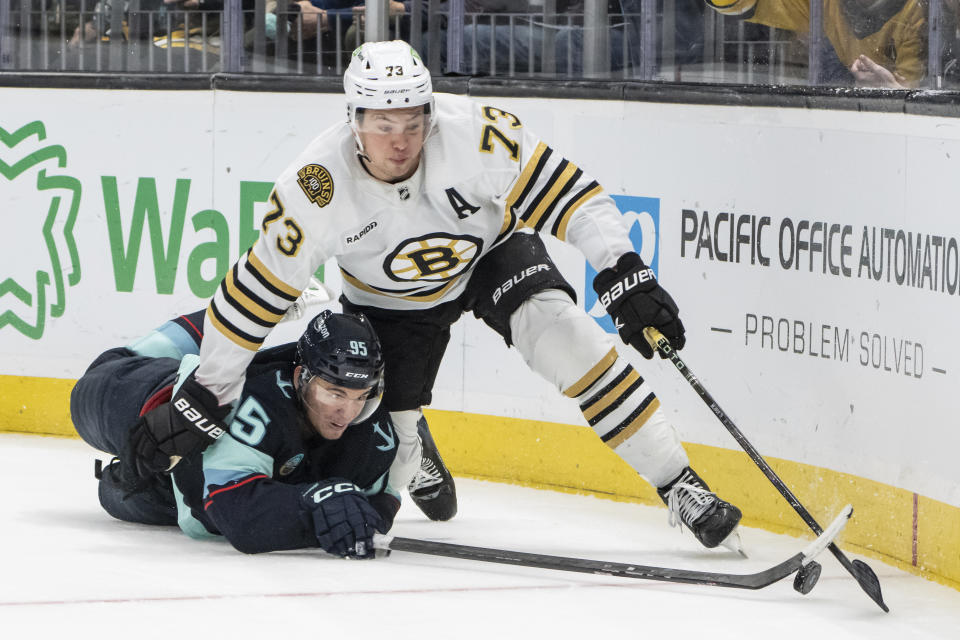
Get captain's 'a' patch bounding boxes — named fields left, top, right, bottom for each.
left=297, top=164, right=335, bottom=207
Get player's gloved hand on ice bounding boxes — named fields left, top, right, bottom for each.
left=367, top=491, right=402, bottom=533
left=303, top=478, right=386, bottom=559
left=126, top=371, right=232, bottom=478
left=592, top=252, right=686, bottom=359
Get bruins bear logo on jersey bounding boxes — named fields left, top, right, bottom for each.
left=384, top=233, right=483, bottom=283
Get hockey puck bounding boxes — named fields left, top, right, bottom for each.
left=793, top=561, right=822, bottom=595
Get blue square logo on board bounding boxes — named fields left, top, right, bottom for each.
left=584, top=195, right=660, bottom=333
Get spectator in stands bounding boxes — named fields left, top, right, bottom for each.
left=67, top=0, right=143, bottom=49
left=263, top=1, right=357, bottom=69
left=344, top=1, right=409, bottom=59
left=281, top=1, right=345, bottom=41
left=703, top=0, right=927, bottom=88
left=67, top=1, right=209, bottom=52
left=266, top=1, right=410, bottom=70
left=422, top=1, right=627, bottom=76
left=934, top=0, right=960, bottom=87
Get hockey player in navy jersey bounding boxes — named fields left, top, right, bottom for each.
left=71, top=309, right=398, bottom=556
left=121, top=39, right=744, bottom=552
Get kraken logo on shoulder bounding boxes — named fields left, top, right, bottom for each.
left=279, top=453, right=304, bottom=476
left=384, top=233, right=483, bottom=282
left=297, top=163, right=334, bottom=207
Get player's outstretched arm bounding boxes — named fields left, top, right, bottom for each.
left=302, top=479, right=387, bottom=558
left=177, top=192, right=325, bottom=469
left=203, top=469, right=388, bottom=556
left=491, top=113, right=686, bottom=359
left=193, top=182, right=332, bottom=406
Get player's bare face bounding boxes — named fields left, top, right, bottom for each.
left=296, top=368, right=370, bottom=440
left=357, top=106, right=427, bottom=183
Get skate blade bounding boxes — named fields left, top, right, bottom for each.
left=720, top=527, right=748, bottom=558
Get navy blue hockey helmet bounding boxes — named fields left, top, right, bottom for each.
left=296, top=310, right=384, bottom=422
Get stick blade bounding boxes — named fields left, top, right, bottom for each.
left=851, top=559, right=889, bottom=612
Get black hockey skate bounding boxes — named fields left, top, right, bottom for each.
left=657, top=467, right=744, bottom=554
left=408, top=416, right=457, bottom=521
left=94, top=458, right=178, bottom=526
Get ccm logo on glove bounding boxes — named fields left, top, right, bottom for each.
left=597, top=267, right=656, bottom=308
left=173, top=397, right=226, bottom=440
left=310, top=481, right=362, bottom=504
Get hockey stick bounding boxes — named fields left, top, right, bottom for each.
left=374, top=505, right=850, bottom=592
left=643, top=327, right=889, bottom=612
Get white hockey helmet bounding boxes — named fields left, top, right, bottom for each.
left=343, top=40, right=435, bottom=150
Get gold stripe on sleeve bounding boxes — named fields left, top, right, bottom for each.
left=205, top=307, right=261, bottom=351
left=554, top=184, right=604, bottom=241
left=223, top=268, right=285, bottom=324
left=497, top=203, right=517, bottom=239
left=522, top=162, right=580, bottom=231
left=246, top=249, right=301, bottom=299
left=503, top=141, right=548, bottom=211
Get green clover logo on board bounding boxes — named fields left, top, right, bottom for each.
left=0, top=122, right=82, bottom=339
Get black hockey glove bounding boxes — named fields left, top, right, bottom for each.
left=126, top=372, right=232, bottom=479
left=303, top=479, right=386, bottom=559
left=367, top=491, right=402, bottom=533
left=592, top=252, right=686, bottom=359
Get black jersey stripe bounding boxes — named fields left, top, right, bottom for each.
left=507, top=144, right=553, bottom=215
left=601, top=394, right=660, bottom=447
left=209, top=299, right=267, bottom=345
left=524, top=165, right=582, bottom=232
left=225, top=262, right=287, bottom=320
left=519, top=159, right=570, bottom=228
left=340, top=267, right=460, bottom=302
left=231, top=261, right=287, bottom=315
left=207, top=301, right=265, bottom=351
left=551, top=181, right=603, bottom=240
left=504, top=142, right=547, bottom=210
left=340, top=267, right=432, bottom=295
left=404, top=278, right=459, bottom=299
left=243, top=249, right=300, bottom=302
left=579, top=362, right=640, bottom=412
left=219, top=277, right=278, bottom=330
left=585, top=372, right=644, bottom=427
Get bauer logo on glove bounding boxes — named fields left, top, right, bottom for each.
left=597, top=266, right=656, bottom=308
left=172, top=396, right=227, bottom=440
left=592, top=252, right=686, bottom=359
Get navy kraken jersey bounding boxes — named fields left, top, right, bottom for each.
left=170, top=344, right=399, bottom=553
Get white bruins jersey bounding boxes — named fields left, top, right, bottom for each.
left=197, top=93, right=632, bottom=403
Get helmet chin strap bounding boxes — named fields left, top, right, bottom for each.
left=350, top=119, right=368, bottom=160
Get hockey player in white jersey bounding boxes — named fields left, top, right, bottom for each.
left=125, top=40, right=743, bottom=551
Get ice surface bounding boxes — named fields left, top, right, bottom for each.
left=2, top=434, right=958, bottom=639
